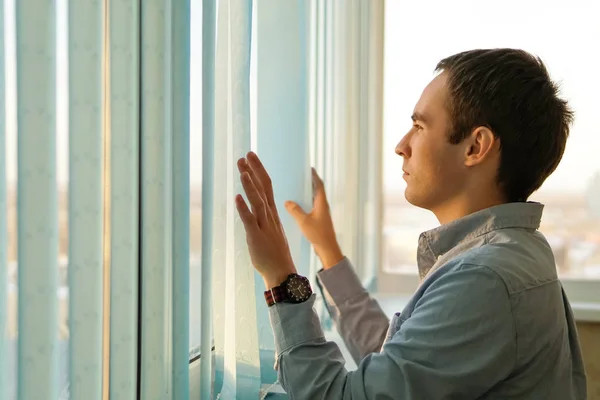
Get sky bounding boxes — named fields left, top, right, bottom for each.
left=3, top=0, right=599, bottom=196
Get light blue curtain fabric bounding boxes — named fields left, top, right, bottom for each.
left=67, top=0, right=104, bottom=397
left=255, top=0, right=311, bottom=362
left=15, top=0, right=59, bottom=398
left=108, top=0, right=141, bottom=398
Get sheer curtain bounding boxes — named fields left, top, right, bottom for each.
left=308, top=0, right=385, bottom=331
left=212, top=0, right=260, bottom=398
left=199, top=0, right=311, bottom=398
left=310, top=0, right=384, bottom=290
left=199, top=0, right=384, bottom=397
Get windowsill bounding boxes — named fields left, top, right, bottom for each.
left=569, top=302, right=600, bottom=323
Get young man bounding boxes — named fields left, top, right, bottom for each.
left=235, top=48, right=587, bottom=399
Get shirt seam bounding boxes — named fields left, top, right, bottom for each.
left=507, top=277, right=560, bottom=296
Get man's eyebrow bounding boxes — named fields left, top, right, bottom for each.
left=411, top=112, right=428, bottom=124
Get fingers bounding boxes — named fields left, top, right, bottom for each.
left=311, top=168, right=324, bottom=190
left=235, top=194, right=258, bottom=231
left=237, top=157, right=267, bottom=204
left=240, top=172, right=268, bottom=226
left=247, top=152, right=277, bottom=210
left=284, top=201, right=308, bottom=223
left=311, top=168, right=329, bottom=210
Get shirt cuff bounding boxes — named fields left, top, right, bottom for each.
left=268, top=294, right=324, bottom=356
left=316, top=257, right=366, bottom=304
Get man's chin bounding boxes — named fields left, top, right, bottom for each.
left=404, top=189, right=429, bottom=210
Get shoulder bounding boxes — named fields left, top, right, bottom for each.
left=455, top=229, right=558, bottom=294
left=419, top=261, right=511, bottom=312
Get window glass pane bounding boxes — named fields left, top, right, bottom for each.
left=383, top=0, right=600, bottom=281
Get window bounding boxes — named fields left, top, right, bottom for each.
left=380, top=0, right=600, bottom=311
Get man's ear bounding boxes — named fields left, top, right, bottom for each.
left=464, top=126, right=498, bottom=167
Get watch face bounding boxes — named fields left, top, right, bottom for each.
left=285, top=275, right=312, bottom=303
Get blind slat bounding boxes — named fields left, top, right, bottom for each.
left=140, top=0, right=172, bottom=396
left=15, top=0, right=58, bottom=397
left=200, top=0, right=216, bottom=397
left=171, top=0, right=191, bottom=397
left=228, top=0, right=261, bottom=397
left=0, top=0, right=6, bottom=397
left=108, top=0, right=140, bottom=397
left=210, top=0, right=229, bottom=393
left=67, top=0, right=104, bottom=396
left=255, top=0, right=311, bottom=356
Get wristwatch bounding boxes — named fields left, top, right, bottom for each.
left=264, top=273, right=313, bottom=307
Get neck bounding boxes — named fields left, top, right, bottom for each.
left=432, top=191, right=508, bottom=225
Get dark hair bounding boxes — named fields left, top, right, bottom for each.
left=435, top=48, right=574, bottom=202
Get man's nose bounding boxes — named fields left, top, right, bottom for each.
left=395, top=134, right=410, bottom=158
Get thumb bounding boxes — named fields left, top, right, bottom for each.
left=284, top=201, right=308, bottom=222
left=311, top=168, right=329, bottom=210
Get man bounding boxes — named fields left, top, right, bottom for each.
left=235, top=48, right=587, bottom=399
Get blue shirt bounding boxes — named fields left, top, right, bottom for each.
left=268, top=202, right=587, bottom=399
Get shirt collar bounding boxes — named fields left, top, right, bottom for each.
left=416, top=202, right=544, bottom=278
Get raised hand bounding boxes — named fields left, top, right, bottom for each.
left=235, top=152, right=297, bottom=289
left=284, top=169, right=344, bottom=269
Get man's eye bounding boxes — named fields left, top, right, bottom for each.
left=413, top=124, right=423, bottom=131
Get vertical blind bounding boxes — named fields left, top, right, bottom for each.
left=68, top=0, right=104, bottom=399
left=1, top=0, right=192, bottom=398
left=0, top=0, right=383, bottom=398
left=108, top=0, right=140, bottom=396
left=16, top=0, right=59, bottom=398
left=255, top=0, right=311, bottom=388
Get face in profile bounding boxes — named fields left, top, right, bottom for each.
left=395, top=72, right=470, bottom=213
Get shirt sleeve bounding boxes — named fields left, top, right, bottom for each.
left=268, top=262, right=517, bottom=400
left=315, top=258, right=389, bottom=363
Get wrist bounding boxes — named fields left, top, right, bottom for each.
left=263, top=268, right=297, bottom=290
left=315, top=244, right=344, bottom=270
